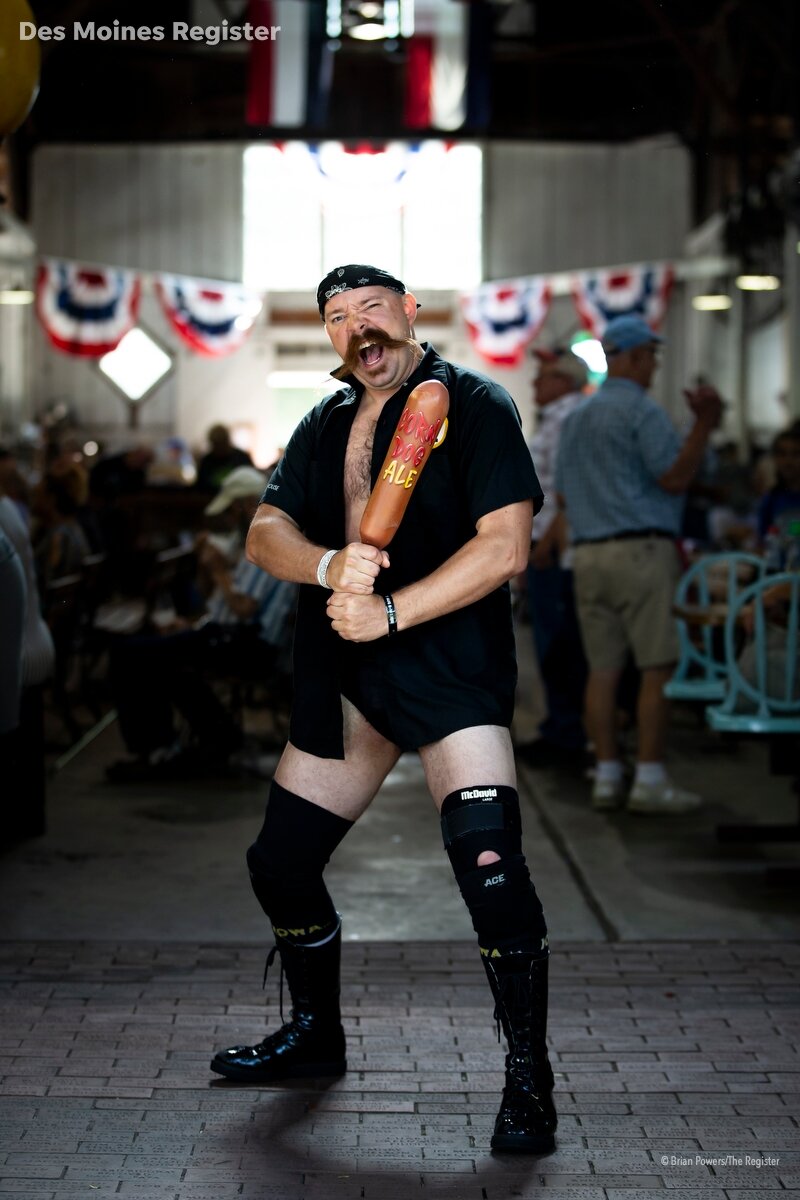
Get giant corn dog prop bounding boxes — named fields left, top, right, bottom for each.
left=360, top=380, right=449, bottom=549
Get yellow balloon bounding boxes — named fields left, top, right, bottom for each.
left=0, top=0, right=40, bottom=135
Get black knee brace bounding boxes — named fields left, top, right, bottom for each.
left=246, top=781, right=353, bottom=944
left=440, top=785, right=548, bottom=957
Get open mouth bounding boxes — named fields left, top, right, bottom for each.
left=359, top=341, right=385, bottom=367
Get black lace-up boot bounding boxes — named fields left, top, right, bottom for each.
left=210, top=923, right=346, bottom=1082
left=482, top=950, right=557, bottom=1154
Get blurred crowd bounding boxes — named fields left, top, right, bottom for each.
left=1, top=371, right=798, bottom=840
left=0, top=420, right=287, bottom=595
left=0, top=419, right=294, bottom=843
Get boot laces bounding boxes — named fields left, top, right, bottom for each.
left=492, top=969, right=532, bottom=1048
left=262, top=944, right=286, bottom=1023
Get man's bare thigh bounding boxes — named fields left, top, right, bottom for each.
left=274, top=696, right=402, bottom=822
left=418, top=725, right=517, bottom=810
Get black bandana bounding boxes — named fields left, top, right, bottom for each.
left=317, top=264, right=407, bottom=318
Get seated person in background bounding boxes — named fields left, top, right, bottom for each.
left=196, top=423, right=253, bottom=493
left=147, top=436, right=197, bottom=487
left=705, top=441, right=759, bottom=550
left=89, top=444, right=154, bottom=502
left=88, top=444, right=155, bottom=588
left=0, top=448, right=32, bottom=526
left=757, top=427, right=800, bottom=555
left=31, top=465, right=92, bottom=591
left=106, top=467, right=297, bottom=781
left=736, top=575, right=800, bottom=709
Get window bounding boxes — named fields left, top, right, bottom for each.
left=244, top=141, right=482, bottom=292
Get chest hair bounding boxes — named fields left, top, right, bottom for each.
left=344, top=414, right=377, bottom=504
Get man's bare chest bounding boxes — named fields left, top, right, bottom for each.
left=343, top=412, right=377, bottom=506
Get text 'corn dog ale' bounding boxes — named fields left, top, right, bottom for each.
left=360, top=379, right=450, bottom=549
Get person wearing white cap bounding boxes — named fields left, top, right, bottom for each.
left=106, top=467, right=297, bottom=782
left=204, top=466, right=274, bottom=518
left=555, top=315, right=722, bottom=814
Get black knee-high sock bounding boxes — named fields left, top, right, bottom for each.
left=246, top=780, right=353, bottom=942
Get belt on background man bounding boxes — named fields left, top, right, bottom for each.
left=573, top=528, right=675, bottom=546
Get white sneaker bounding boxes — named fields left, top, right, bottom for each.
left=591, top=778, right=626, bottom=811
left=627, top=779, right=702, bottom=814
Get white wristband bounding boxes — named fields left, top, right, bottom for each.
left=316, top=548, right=338, bottom=589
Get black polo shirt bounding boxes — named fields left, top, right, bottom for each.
left=262, top=343, right=543, bottom=758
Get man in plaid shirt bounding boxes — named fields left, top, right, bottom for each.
left=519, top=348, right=589, bottom=767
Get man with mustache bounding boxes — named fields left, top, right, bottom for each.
left=211, top=265, right=555, bottom=1155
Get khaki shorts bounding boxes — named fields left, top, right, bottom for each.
left=573, top=537, right=680, bottom=672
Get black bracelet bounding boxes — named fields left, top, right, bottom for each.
left=384, top=593, right=398, bottom=637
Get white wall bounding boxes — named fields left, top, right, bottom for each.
left=484, top=136, right=691, bottom=278
left=33, top=144, right=243, bottom=278
left=0, top=298, right=34, bottom=438
left=746, top=313, right=791, bottom=438
left=681, top=213, right=791, bottom=446
left=0, top=213, right=36, bottom=437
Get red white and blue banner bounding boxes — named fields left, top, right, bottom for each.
left=460, top=277, right=552, bottom=366
left=155, top=274, right=263, bottom=358
left=246, top=0, right=331, bottom=127
left=36, top=260, right=141, bottom=358
left=310, top=141, right=418, bottom=187
left=572, top=264, right=674, bottom=338
left=246, top=0, right=306, bottom=126
left=404, top=1, right=468, bottom=131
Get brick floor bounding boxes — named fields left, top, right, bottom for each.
left=0, top=941, right=798, bottom=1198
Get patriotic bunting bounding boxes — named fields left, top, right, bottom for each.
left=460, top=277, right=552, bottom=366
left=572, top=264, right=674, bottom=338
left=310, top=141, right=418, bottom=188
left=155, top=275, right=263, bottom=358
left=36, top=259, right=141, bottom=358
left=35, top=255, right=676, bottom=369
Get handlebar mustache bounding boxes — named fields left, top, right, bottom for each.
left=331, top=328, right=419, bottom=381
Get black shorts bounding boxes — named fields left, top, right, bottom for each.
left=339, top=646, right=514, bottom=753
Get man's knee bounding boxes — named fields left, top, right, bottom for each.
left=440, top=784, right=547, bottom=955
left=246, top=780, right=353, bottom=934
left=440, top=784, right=523, bottom=873
left=249, top=780, right=353, bottom=874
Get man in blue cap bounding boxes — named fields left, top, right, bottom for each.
left=555, top=314, right=722, bottom=814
